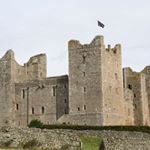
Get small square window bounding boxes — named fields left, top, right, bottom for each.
left=128, top=84, right=132, bottom=89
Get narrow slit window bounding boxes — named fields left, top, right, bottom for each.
left=65, top=99, right=67, bottom=103
left=42, top=106, right=44, bottom=114
left=134, top=93, right=136, bottom=98
left=52, top=86, right=56, bottom=96
left=83, top=87, right=86, bottom=92
left=32, top=107, right=34, bottom=114
left=22, top=89, right=25, bottom=99
left=77, top=107, right=80, bottom=111
left=84, top=105, right=86, bottom=110
left=16, top=104, right=19, bottom=110
left=83, top=72, right=85, bottom=77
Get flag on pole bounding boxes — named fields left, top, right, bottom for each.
left=97, top=20, right=105, bottom=28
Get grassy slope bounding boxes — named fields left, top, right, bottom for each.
left=81, top=136, right=102, bottom=150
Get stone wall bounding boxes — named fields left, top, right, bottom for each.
left=0, top=127, right=150, bottom=150
left=15, top=75, right=68, bottom=127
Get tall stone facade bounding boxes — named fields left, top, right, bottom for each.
left=0, top=35, right=149, bottom=127
left=67, top=36, right=124, bottom=125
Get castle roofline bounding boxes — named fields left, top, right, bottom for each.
left=68, top=35, right=105, bottom=49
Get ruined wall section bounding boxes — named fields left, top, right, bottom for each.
left=68, top=36, right=104, bottom=125
left=13, top=54, right=47, bottom=83
left=25, top=54, right=47, bottom=80
left=101, top=44, right=125, bottom=125
left=0, top=50, right=16, bottom=126
left=123, top=68, right=149, bottom=125
left=15, top=75, right=68, bottom=127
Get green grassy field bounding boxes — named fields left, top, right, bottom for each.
left=81, top=136, right=102, bottom=150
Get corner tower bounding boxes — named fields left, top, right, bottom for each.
left=68, top=36, right=125, bottom=125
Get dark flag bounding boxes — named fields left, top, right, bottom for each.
left=97, top=20, right=105, bottom=28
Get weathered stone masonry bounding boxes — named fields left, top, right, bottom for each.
left=0, top=35, right=150, bottom=127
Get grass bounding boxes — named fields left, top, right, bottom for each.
left=81, top=136, right=102, bottom=150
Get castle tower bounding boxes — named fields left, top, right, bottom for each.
left=123, top=67, right=150, bottom=125
left=68, top=35, right=125, bottom=125
left=0, top=50, right=16, bottom=126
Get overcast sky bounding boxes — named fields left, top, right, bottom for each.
left=0, top=0, right=150, bottom=76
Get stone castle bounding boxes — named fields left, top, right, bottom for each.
left=0, top=35, right=150, bottom=127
